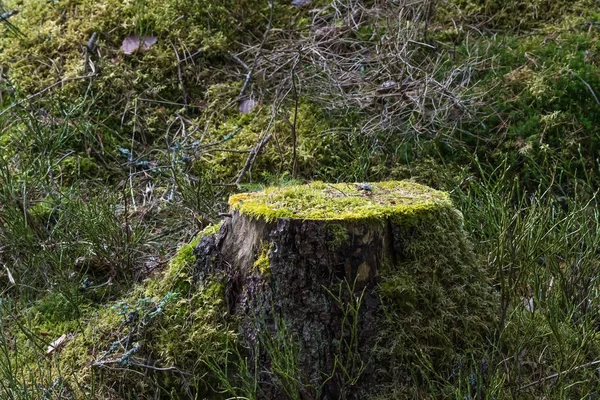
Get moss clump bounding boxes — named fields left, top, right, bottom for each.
left=328, top=223, right=351, bottom=249
left=253, top=241, right=272, bottom=275
left=437, top=0, right=593, bottom=30
left=146, top=222, right=223, bottom=295
left=188, top=100, right=338, bottom=185
left=378, top=274, right=417, bottom=313
left=49, top=224, right=233, bottom=399
left=58, top=155, right=100, bottom=181
left=468, top=26, right=600, bottom=190
left=372, top=205, right=498, bottom=398
left=229, top=181, right=451, bottom=222
left=0, top=0, right=273, bottom=94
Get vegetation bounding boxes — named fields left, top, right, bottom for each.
left=228, top=181, right=450, bottom=221
left=1, top=0, right=600, bottom=398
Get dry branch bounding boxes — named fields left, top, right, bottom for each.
left=225, top=0, right=484, bottom=142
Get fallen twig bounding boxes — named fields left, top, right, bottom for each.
left=179, top=48, right=203, bottom=63
left=92, top=358, right=192, bottom=375
left=228, top=51, right=250, bottom=70
left=570, top=70, right=600, bottom=108
left=235, top=133, right=272, bottom=185
left=0, top=73, right=97, bottom=117
left=290, top=60, right=300, bottom=177
left=83, top=32, right=98, bottom=74
left=519, top=359, right=600, bottom=390
left=171, top=41, right=189, bottom=107
left=234, top=0, right=274, bottom=100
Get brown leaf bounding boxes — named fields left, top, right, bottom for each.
left=121, top=35, right=158, bottom=55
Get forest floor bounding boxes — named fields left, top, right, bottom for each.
left=2, top=0, right=600, bottom=398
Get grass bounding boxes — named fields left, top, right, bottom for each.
left=2, top=121, right=600, bottom=398
left=448, top=159, right=600, bottom=399
left=1, top=0, right=600, bottom=398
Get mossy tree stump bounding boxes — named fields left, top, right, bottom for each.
left=195, top=181, right=496, bottom=399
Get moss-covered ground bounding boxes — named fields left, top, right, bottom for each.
left=2, top=0, right=600, bottom=397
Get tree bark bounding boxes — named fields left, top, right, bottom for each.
left=195, top=182, right=496, bottom=399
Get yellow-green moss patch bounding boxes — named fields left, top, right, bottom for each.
left=253, top=241, right=272, bottom=275
left=145, top=222, right=223, bottom=295
left=229, top=181, right=451, bottom=222
left=328, top=223, right=351, bottom=248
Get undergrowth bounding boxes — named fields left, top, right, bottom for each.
left=1, top=0, right=600, bottom=398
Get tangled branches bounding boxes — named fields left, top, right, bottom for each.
left=231, top=0, right=487, bottom=144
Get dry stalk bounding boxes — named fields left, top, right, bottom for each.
left=226, top=0, right=486, bottom=144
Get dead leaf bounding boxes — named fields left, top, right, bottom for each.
left=3, top=265, right=14, bottom=284
left=523, top=296, right=534, bottom=312
left=46, top=333, right=74, bottom=355
left=239, top=98, right=259, bottom=114
left=121, top=35, right=158, bottom=55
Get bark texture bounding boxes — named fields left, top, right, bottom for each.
left=195, top=182, right=497, bottom=399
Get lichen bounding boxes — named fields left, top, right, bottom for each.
left=228, top=181, right=451, bottom=222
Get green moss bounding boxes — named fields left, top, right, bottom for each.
left=58, top=154, right=100, bottom=180
left=378, top=274, right=417, bottom=313
left=0, top=0, right=273, bottom=93
left=169, top=223, right=222, bottom=273
left=328, top=223, right=350, bottom=249
left=190, top=100, right=335, bottom=184
left=0, top=228, right=228, bottom=398
left=28, top=198, right=58, bottom=223
left=372, top=203, right=498, bottom=397
left=146, top=222, right=222, bottom=295
left=229, top=180, right=451, bottom=222
left=50, top=225, right=234, bottom=398
left=455, top=25, right=600, bottom=190
left=253, top=241, right=272, bottom=275
left=437, top=0, right=594, bottom=30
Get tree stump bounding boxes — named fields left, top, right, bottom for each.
left=195, top=181, right=496, bottom=399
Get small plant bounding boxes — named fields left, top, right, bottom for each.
left=323, top=278, right=367, bottom=397
left=260, top=316, right=304, bottom=400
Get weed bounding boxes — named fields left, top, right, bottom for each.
left=323, top=278, right=367, bottom=398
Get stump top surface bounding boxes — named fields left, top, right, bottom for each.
left=228, top=181, right=451, bottom=221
